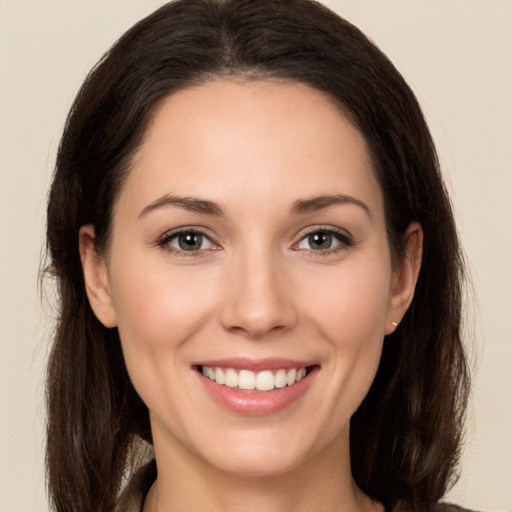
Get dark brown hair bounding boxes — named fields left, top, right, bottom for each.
left=44, top=1, right=469, bottom=511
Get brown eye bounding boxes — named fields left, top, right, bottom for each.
left=307, top=232, right=333, bottom=250
left=295, top=228, right=352, bottom=253
left=177, top=232, right=204, bottom=251
left=163, top=230, right=215, bottom=253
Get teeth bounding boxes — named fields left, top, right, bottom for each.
left=296, top=368, right=307, bottom=381
left=239, top=370, right=256, bottom=390
left=256, top=370, right=274, bottom=391
left=274, top=369, right=287, bottom=388
left=214, top=367, right=225, bottom=385
left=200, top=366, right=309, bottom=391
left=224, top=368, right=238, bottom=388
left=286, top=368, right=297, bottom=386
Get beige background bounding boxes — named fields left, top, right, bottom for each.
left=1, top=1, right=511, bottom=511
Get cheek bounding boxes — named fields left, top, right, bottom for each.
left=303, top=260, right=392, bottom=347
left=108, top=258, right=219, bottom=392
left=299, top=258, right=391, bottom=410
left=111, top=256, right=215, bottom=337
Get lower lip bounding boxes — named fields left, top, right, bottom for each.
left=197, top=367, right=318, bottom=416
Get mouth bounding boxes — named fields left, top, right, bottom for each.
left=193, top=361, right=319, bottom=415
left=197, top=365, right=315, bottom=392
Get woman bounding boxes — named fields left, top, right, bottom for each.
left=44, top=0, right=470, bottom=511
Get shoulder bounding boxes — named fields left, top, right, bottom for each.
left=434, top=504, right=480, bottom=512
left=392, top=503, right=480, bottom=512
left=114, top=460, right=156, bottom=512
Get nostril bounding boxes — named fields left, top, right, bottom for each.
left=219, top=277, right=298, bottom=338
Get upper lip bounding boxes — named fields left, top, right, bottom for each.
left=193, top=357, right=317, bottom=372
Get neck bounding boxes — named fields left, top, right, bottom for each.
left=144, top=429, right=381, bottom=512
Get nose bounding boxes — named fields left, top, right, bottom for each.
left=219, top=250, right=298, bottom=339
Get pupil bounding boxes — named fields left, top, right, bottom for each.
left=178, top=233, right=202, bottom=251
left=309, top=232, right=332, bottom=250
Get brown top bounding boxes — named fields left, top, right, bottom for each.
left=114, top=460, right=477, bottom=512
left=115, top=460, right=157, bottom=512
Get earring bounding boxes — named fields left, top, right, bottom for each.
left=391, top=321, right=398, bottom=327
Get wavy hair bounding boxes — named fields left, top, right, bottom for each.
left=44, top=1, right=470, bottom=511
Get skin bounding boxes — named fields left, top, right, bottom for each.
left=80, top=79, right=422, bottom=512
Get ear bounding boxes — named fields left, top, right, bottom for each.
left=386, top=222, right=423, bottom=334
left=79, top=224, right=117, bottom=328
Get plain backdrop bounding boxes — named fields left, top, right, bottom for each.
left=1, top=1, right=511, bottom=511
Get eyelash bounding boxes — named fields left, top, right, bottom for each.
left=156, top=226, right=354, bottom=257
left=293, top=226, right=354, bottom=255
left=157, top=228, right=218, bottom=257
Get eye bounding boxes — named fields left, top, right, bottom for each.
left=295, top=228, right=352, bottom=252
left=159, top=230, right=216, bottom=254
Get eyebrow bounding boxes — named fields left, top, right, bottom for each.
left=138, top=193, right=372, bottom=219
left=139, top=194, right=224, bottom=218
left=291, top=194, right=372, bottom=219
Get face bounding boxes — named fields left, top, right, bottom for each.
left=81, top=79, right=418, bottom=478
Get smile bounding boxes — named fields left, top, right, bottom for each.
left=200, top=365, right=309, bottom=392
left=195, top=358, right=319, bottom=415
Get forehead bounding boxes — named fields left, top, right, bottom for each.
left=120, top=79, right=383, bottom=219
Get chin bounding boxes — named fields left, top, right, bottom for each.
left=209, top=450, right=306, bottom=479
left=196, top=426, right=323, bottom=478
